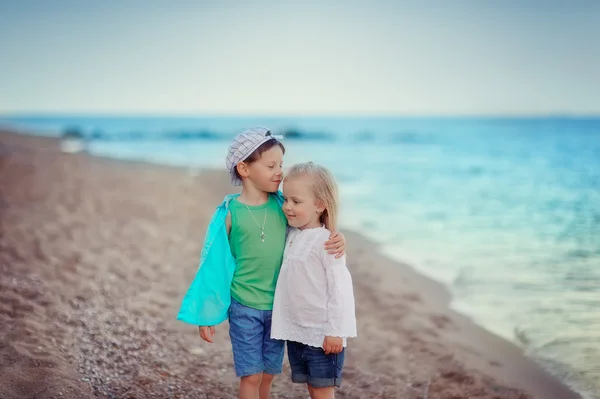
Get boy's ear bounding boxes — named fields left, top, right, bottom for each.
left=237, top=162, right=250, bottom=178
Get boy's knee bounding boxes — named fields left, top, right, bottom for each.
left=241, top=373, right=263, bottom=387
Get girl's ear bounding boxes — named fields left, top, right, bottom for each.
left=315, top=200, right=325, bottom=214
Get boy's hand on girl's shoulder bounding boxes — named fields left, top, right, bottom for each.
left=323, top=336, right=343, bottom=354
left=325, top=231, right=346, bottom=259
left=198, top=326, right=216, bottom=343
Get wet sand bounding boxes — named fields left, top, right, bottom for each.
left=0, top=131, right=582, bottom=398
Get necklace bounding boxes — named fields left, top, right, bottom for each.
left=245, top=204, right=267, bottom=242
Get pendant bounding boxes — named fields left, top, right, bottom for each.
left=260, top=230, right=265, bottom=242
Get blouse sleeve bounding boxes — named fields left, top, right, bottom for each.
left=320, top=250, right=357, bottom=338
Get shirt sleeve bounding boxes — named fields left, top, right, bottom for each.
left=320, top=249, right=357, bottom=339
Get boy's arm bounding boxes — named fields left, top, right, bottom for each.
left=225, top=210, right=232, bottom=236
left=324, top=231, right=346, bottom=258
left=178, top=196, right=235, bottom=335
left=198, top=326, right=216, bottom=343
left=198, top=210, right=232, bottom=343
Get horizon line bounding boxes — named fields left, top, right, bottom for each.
left=2, top=111, right=600, bottom=119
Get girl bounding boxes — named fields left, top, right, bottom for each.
left=177, top=128, right=346, bottom=399
left=271, top=162, right=357, bottom=399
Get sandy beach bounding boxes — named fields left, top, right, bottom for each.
left=0, top=130, right=583, bottom=399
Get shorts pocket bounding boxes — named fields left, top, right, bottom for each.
left=228, top=297, right=240, bottom=317
left=333, top=350, right=345, bottom=372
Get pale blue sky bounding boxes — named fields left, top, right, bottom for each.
left=1, top=1, right=599, bottom=115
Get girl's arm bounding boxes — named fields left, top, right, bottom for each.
left=321, top=250, right=357, bottom=351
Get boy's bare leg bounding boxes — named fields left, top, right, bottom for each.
left=259, top=373, right=275, bottom=399
left=308, top=385, right=335, bottom=399
left=239, top=373, right=262, bottom=399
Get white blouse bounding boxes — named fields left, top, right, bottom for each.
left=271, top=226, right=357, bottom=348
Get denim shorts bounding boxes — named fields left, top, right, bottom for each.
left=228, top=297, right=285, bottom=377
left=287, top=341, right=345, bottom=388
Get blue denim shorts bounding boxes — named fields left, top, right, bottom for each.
left=287, top=341, right=345, bottom=388
left=228, top=297, right=285, bottom=377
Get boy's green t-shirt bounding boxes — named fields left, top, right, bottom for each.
left=228, top=195, right=287, bottom=310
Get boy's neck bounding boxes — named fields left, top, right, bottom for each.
left=238, top=184, right=270, bottom=206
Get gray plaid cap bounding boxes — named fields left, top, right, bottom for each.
left=226, top=127, right=274, bottom=186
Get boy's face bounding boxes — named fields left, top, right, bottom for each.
left=245, top=145, right=284, bottom=193
left=282, top=175, right=323, bottom=230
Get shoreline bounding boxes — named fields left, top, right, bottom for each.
left=0, top=129, right=583, bottom=398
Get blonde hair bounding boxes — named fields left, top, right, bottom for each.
left=286, top=162, right=339, bottom=231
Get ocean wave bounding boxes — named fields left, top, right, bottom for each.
left=388, top=131, right=435, bottom=145
left=57, top=126, right=444, bottom=145
left=84, top=129, right=224, bottom=141
left=59, top=126, right=342, bottom=142
left=280, top=129, right=335, bottom=141
left=514, top=326, right=531, bottom=346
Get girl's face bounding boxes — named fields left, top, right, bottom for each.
left=282, top=175, right=324, bottom=230
left=245, top=145, right=284, bottom=193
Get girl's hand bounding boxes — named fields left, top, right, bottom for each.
left=323, top=336, right=343, bottom=354
left=198, top=326, right=215, bottom=343
left=325, top=231, right=346, bottom=258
